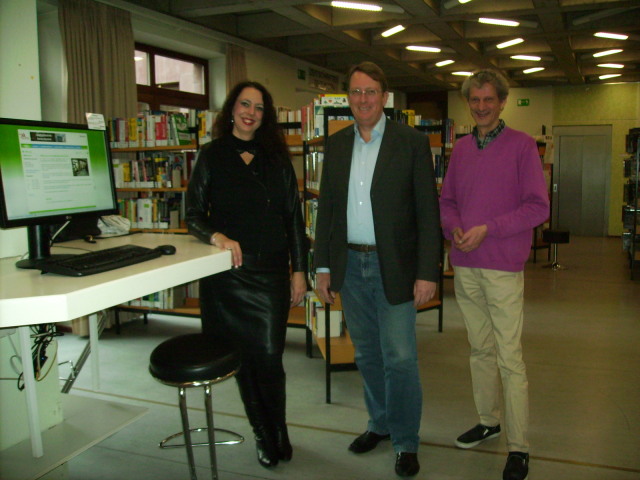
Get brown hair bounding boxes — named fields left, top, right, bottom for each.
left=461, top=69, right=510, bottom=101
left=347, top=61, right=389, bottom=92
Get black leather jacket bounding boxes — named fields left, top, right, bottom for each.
left=185, top=136, right=307, bottom=273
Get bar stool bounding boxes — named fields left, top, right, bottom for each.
left=149, top=333, right=244, bottom=480
left=542, top=229, right=570, bottom=270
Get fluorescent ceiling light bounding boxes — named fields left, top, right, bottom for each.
left=406, top=46, right=441, bottom=53
left=134, top=56, right=144, bottom=61
left=459, top=0, right=473, bottom=3
left=599, top=74, right=621, bottom=80
left=523, top=67, right=544, bottom=74
left=331, top=1, right=382, bottom=11
left=597, top=63, right=624, bottom=69
left=593, top=49, right=623, bottom=58
left=511, top=55, right=541, bottom=61
left=479, top=17, right=519, bottom=27
left=381, top=25, right=405, bottom=37
left=436, top=59, right=455, bottom=67
left=452, top=71, right=473, bottom=76
left=496, top=38, right=524, bottom=49
left=594, top=32, right=628, bottom=40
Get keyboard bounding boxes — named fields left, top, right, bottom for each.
left=39, top=244, right=163, bottom=277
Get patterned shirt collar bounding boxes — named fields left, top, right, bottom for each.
left=473, top=119, right=506, bottom=150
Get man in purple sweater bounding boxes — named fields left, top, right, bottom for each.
left=439, top=69, right=549, bottom=480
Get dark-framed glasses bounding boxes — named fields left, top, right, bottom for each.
left=348, top=88, right=380, bottom=97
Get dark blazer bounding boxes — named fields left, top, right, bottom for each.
left=314, top=119, right=441, bottom=305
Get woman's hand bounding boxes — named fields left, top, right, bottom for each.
left=210, top=232, right=242, bottom=268
left=290, top=271, right=306, bottom=308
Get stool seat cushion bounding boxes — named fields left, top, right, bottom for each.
left=543, top=229, right=570, bottom=244
left=149, top=333, right=240, bottom=385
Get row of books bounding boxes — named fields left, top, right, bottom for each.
left=116, top=193, right=184, bottom=230
left=304, top=198, right=318, bottom=240
left=306, top=293, right=343, bottom=338
left=112, top=151, right=196, bottom=189
left=109, top=111, right=196, bottom=149
left=120, top=283, right=190, bottom=310
left=305, top=151, right=323, bottom=191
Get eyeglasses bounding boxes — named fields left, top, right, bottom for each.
left=348, top=88, right=380, bottom=97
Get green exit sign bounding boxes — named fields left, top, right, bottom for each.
left=517, top=98, right=530, bottom=106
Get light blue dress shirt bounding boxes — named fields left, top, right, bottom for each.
left=347, top=114, right=386, bottom=245
left=317, top=114, right=386, bottom=274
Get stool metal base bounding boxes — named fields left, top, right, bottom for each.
left=542, top=243, right=567, bottom=271
left=160, top=427, right=244, bottom=449
left=543, top=262, right=567, bottom=271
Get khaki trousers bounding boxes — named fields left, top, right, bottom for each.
left=454, top=267, right=529, bottom=452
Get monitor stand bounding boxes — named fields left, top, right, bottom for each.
left=16, top=225, right=74, bottom=269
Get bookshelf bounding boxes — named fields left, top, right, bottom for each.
left=531, top=137, right=554, bottom=263
left=622, top=129, right=640, bottom=279
left=303, top=107, right=358, bottom=403
left=111, top=143, right=198, bottom=233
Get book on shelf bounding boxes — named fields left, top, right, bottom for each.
left=306, top=294, right=343, bottom=338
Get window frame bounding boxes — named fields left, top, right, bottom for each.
left=135, top=42, right=210, bottom=111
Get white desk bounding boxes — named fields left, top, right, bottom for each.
left=0, top=233, right=231, bottom=460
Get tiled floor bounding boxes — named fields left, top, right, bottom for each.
left=41, top=236, right=640, bottom=479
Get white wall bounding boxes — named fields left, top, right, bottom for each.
left=448, top=86, right=554, bottom=137
left=0, top=0, right=63, bottom=451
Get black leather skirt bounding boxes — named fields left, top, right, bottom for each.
left=199, top=253, right=290, bottom=356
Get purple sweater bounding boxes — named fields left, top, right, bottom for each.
left=440, top=127, right=550, bottom=272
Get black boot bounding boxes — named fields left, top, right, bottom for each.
left=235, top=371, right=279, bottom=468
left=258, top=379, right=292, bottom=461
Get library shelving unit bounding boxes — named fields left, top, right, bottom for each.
left=303, top=106, right=358, bottom=403
left=111, top=143, right=197, bottom=233
left=623, top=129, right=640, bottom=279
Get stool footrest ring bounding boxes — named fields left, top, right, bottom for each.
left=159, top=427, right=244, bottom=449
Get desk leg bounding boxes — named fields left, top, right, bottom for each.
left=89, top=313, right=100, bottom=391
left=19, top=326, right=44, bottom=457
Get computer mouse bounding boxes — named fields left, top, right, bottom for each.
left=155, top=244, right=176, bottom=255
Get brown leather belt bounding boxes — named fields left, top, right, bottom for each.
left=348, top=243, right=377, bottom=253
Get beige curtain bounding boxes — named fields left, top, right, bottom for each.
left=58, top=0, right=137, bottom=123
left=226, top=44, right=247, bottom=92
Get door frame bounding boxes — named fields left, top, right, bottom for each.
left=551, top=125, right=612, bottom=236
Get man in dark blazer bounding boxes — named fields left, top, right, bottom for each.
left=314, top=61, right=441, bottom=477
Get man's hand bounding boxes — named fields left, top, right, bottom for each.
left=414, top=279, right=437, bottom=308
left=453, top=225, right=487, bottom=253
left=316, top=272, right=336, bottom=305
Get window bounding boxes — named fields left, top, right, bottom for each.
left=134, top=43, right=209, bottom=113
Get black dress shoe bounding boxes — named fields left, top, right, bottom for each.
left=395, top=452, right=420, bottom=477
left=348, top=431, right=391, bottom=453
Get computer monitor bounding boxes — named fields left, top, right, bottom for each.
left=0, top=117, right=118, bottom=269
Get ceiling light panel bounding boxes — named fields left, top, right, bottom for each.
left=436, top=60, right=455, bottom=67
left=593, top=49, right=623, bottom=58
left=381, top=25, right=405, bottom=37
left=479, top=17, right=519, bottom=27
left=330, top=1, right=382, bottom=12
left=511, top=55, right=541, bottom=61
left=406, top=46, right=441, bottom=53
left=496, top=38, right=524, bottom=49
left=523, top=67, right=545, bottom=74
left=597, top=63, right=624, bottom=69
left=594, top=32, right=629, bottom=40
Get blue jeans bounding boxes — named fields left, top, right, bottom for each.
left=340, top=249, right=422, bottom=453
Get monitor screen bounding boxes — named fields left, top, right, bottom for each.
left=0, top=117, right=118, bottom=268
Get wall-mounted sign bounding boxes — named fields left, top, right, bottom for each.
left=517, top=98, right=530, bottom=106
left=308, top=68, right=339, bottom=92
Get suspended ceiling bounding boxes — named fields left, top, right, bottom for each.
left=121, top=0, right=640, bottom=93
